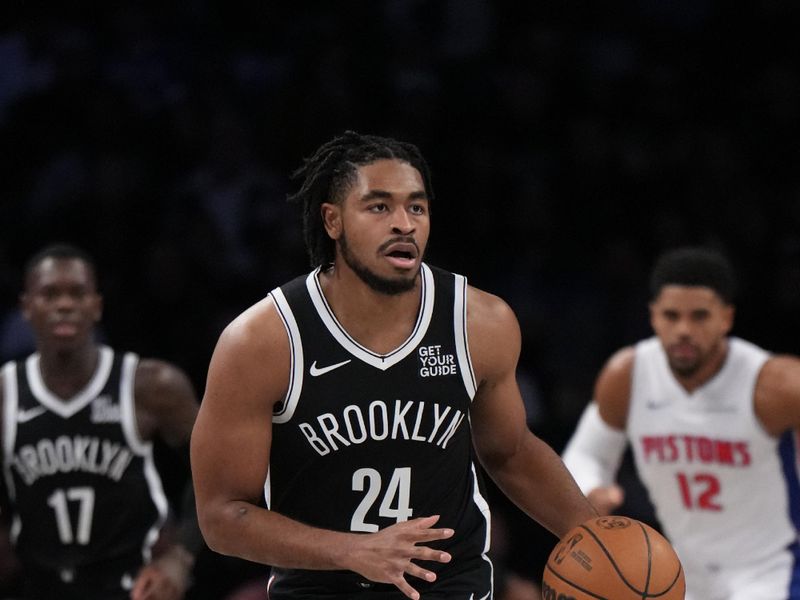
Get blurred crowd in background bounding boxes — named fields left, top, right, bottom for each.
left=2, top=1, right=800, bottom=598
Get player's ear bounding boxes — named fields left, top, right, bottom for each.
left=321, top=202, right=342, bottom=241
left=721, top=304, right=734, bottom=334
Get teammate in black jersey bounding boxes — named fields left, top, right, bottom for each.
left=0, top=244, right=201, bottom=600
left=192, top=131, right=596, bottom=599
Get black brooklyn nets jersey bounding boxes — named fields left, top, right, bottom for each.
left=267, top=264, right=493, bottom=598
left=1, top=346, right=168, bottom=591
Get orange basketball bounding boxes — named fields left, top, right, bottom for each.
left=541, top=516, right=685, bottom=600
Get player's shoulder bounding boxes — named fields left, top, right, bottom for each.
left=134, top=357, right=191, bottom=391
left=601, top=346, right=637, bottom=379
left=465, top=284, right=518, bottom=332
left=755, top=352, right=800, bottom=396
left=132, top=351, right=197, bottom=409
left=220, top=294, right=286, bottom=349
left=594, top=346, right=637, bottom=429
left=753, top=352, right=800, bottom=436
left=203, top=294, right=291, bottom=414
left=463, top=285, right=521, bottom=382
left=762, top=352, right=800, bottom=371
left=208, top=294, right=291, bottom=377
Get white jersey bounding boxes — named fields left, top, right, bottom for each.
left=628, top=336, right=800, bottom=571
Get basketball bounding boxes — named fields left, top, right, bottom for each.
left=541, top=516, right=685, bottom=600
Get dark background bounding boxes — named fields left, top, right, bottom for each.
left=2, top=1, right=800, bottom=598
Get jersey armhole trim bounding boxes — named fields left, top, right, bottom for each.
left=454, top=274, right=477, bottom=399
left=270, top=288, right=304, bottom=424
left=121, top=353, right=169, bottom=561
left=120, top=352, right=150, bottom=455
left=2, top=361, right=19, bottom=503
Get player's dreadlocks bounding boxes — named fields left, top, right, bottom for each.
left=288, top=130, right=434, bottom=267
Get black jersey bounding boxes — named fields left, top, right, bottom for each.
left=266, top=264, right=493, bottom=599
left=1, top=346, right=168, bottom=599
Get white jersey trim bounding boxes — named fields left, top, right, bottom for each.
left=270, top=288, right=304, bottom=424
left=2, top=362, right=21, bottom=544
left=470, top=462, right=492, bottom=553
left=120, top=352, right=147, bottom=454
left=25, top=345, right=114, bottom=419
left=2, top=361, right=19, bottom=505
left=119, top=352, right=169, bottom=563
left=470, top=460, right=494, bottom=598
left=453, top=274, right=477, bottom=399
left=304, top=263, right=435, bottom=371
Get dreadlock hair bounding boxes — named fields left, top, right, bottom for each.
left=23, top=243, right=98, bottom=291
left=649, top=246, right=737, bottom=305
left=287, top=130, right=434, bottom=267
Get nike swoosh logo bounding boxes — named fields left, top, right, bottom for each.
left=309, top=359, right=352, bottom=376
left=17, top=406, right=47, bottom=423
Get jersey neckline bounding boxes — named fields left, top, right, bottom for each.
left=304, top=263, right=435, bottom=370
left=25, top=345, right=114, bottom=418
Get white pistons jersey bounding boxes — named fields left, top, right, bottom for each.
left=628, top=336, right=800, bottom=576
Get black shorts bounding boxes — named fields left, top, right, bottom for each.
left=267, top=556, right=493, bottom=600
left=21, top=558, right=141, bottom=600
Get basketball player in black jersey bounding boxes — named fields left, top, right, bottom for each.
left=0, top=244, right=201, bottom=600
left=191, top=131, right=596, bottom=599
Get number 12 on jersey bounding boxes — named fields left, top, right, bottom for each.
left=676, top=472, right=722, bottom=511
left=351, top=467, right=413, bottom=532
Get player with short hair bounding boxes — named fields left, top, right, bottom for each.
left=1, top=243, right=201, bottom=600
left=563, top=246, right=800, bottom=599
left=191, top=131, right=596, bottom=599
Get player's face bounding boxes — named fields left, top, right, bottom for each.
left=649, top=285, right=734, bottom=378
left=323, top=159, right=430, bottom=295
left=21, top=258, right=102, bottom=351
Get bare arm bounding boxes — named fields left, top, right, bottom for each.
left=467, top=287, right=596, bottom=538
left=134, top=359, right=199, bottom=447
left=132, top=359, right=200, bottom=600
left=755, top=354, right=800, bottom=437
left=593, top=347, right=635, bottom=431
left=561, top=348, right=634, bottom=515
left=190, top=298, right=452, bottom=600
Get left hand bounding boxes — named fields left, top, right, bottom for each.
left=586, top=484, right=625, bottom=517
left=130, top=545, right=193, bottom=600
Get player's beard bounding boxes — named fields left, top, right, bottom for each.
left=668, top=358, right=701, bottom=378
left=339, top=232, right=419, bottom=296
left=666, top=345, right=703, bottom=378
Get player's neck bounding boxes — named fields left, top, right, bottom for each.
left=319, top=265, right=422, bottom=354
left=673, top=338, right=729, bottom=394
left=36, top=343, right=100, bottom=400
